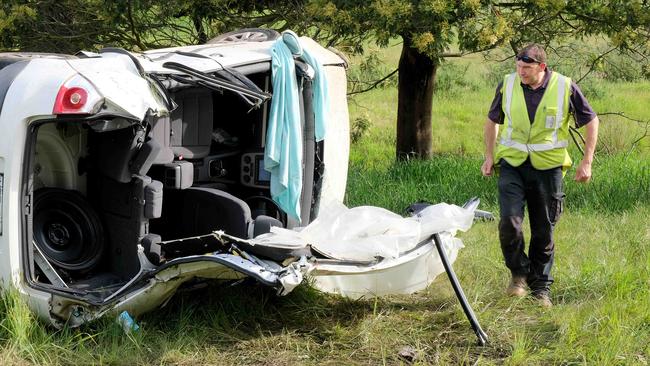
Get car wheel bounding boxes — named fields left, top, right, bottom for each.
left=207, top=28, right=281, bottom=44
left=33, top=188, right=105, bottom=273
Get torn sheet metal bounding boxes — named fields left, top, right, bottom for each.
left=48, top=249, right=311, bottom=327
left=67, top=55, right=167, bottom=120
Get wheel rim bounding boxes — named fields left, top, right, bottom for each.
left=207, top=28, right=280, bottom=44
left=222, top=31, right=268, bottom=42
left=34, top=190, right=104, bottom=272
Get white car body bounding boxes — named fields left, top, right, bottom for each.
left=0, top=34, right=351, bottom=327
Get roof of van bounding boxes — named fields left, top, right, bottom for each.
left=136, top=37, right=346, bottom=74
left=0, top=53, right=76, bottom=71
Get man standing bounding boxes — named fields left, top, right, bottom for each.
left=481, top=44, right=599, bottom=307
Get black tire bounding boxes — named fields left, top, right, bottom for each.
left=207, top=28, right=281, bottom=44
left=33, top=188, right=105, bottom=273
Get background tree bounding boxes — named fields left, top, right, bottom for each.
left=2, top=1, right=648, bottom=160
left=303, top=0, right=650, bottom=159
left=0, top=0, right=306, bottom=53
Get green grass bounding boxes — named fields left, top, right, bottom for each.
left=2, top=42, right=650, bottom=364
left=346, top=153, right=649, bottom=214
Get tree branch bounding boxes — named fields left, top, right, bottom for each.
left=442, top=41, right=503, bottom=58
left=347, top=68, right=399, bottom=96
left=569, top=126, right=585, bottom=156
left=630, top=122, right=649, bottom=153
left=598, top=112, right=648, bottom=124
left=557, top=13, right=578, bottom=30
left=575, top=46, right=618, bottom=84
left=126, top=1, right=145, bottom=50
left=598, top=111, right=650, bottom=155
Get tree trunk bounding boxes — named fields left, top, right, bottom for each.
left=396, top=39, right=438, bottom=160
left=193, top=15, right=207, bottom=44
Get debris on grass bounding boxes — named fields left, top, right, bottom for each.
left=398, top=345, right=417, bottom=363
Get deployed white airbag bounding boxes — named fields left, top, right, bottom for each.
left=254, top=201, right=473, bottom=261
left=311, top=233, right=463, bottom=298
left=250, top=201, right=475, bottom=298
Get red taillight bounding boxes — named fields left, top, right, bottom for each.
left=53, top=74, right=102, bottom=115
left=54, top=86, right=88, bottom=114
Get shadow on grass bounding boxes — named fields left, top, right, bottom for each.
left=131, top=280, right=490, bottom=363
left=129, top=278, right=521, bottom=364
left=140, top=279, right=435, bottom=342
left=1, top=275, right=566, bottom=364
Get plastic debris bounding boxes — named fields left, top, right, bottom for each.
left=117, top=311, right=140, bottom=333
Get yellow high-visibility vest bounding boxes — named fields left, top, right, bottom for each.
left=495, top=71, right=572, bottom=170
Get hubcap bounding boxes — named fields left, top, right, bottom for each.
left=47, top=223, right=71, bottom=248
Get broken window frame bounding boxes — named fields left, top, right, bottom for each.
left=156, top=61, right=272, bottom=110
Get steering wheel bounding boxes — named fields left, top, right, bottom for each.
left=245, top=195, right=287, bottom=227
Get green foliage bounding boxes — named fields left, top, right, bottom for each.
left=306, top=0, right=500, bottom=61
left=347, top=50, right=397, bottom=92
left=307, top=0, right=649, bottom=65
left=576, top=78, right=610, bottom=100
left=0, top=0, right=307, bottom=52
left=598, top=53, right=650, bottom=82
left=549, top=40, right=650, bottom=83
left=350, top=113, right=372, bottom=144
left=434, top=62, right=484, bottom=97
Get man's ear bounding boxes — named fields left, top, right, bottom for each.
left=539, top=62, right=547, bottom=70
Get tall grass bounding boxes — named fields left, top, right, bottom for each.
left=346, top=151, right=649, bottom=214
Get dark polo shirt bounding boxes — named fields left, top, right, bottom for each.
left=488, top=69, right=597, bottom=128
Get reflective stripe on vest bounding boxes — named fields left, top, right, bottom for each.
left=552, top=74, right=567, bottom=145
left=503, top=73, right=516, bottom=142
left=499, top=139, right=568, bottom=152
left=501, top=73, right=569, bottom=152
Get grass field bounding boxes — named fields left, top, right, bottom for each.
left=1, top=42, right=649, bottom=365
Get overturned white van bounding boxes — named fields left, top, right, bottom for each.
left=0, top=30, right=352, bottom=326
left=0, top=30, right=485, bottom=344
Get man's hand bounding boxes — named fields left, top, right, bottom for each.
left=575, top=116, right=598, bottom=183
left=574, top=160, right=592, bottom=182
left=481, top=157, right=494, bottom=177
left=482, top=119, right=499, bottom=177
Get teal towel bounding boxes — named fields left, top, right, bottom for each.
left=300, top=45, right=329, bottom=142
left=284, top=31, right=329, bottom=141
left=265, top=34, right=303, bottom=222
left=265, top=31, right=331, bottom=223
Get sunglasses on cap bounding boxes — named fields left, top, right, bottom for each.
left=516, top=55, right=541, bottom=64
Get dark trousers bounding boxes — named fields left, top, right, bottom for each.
left=498, top=159, right=565, bottom=294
